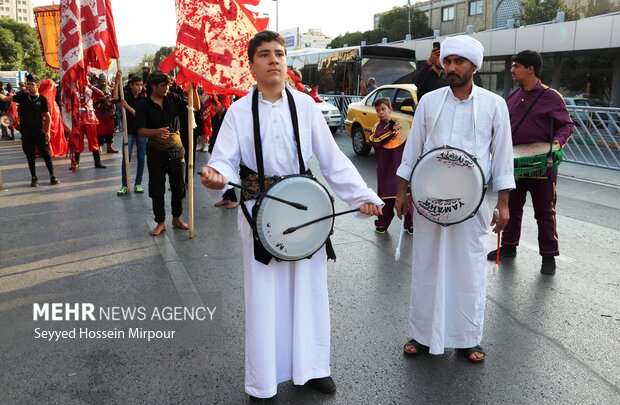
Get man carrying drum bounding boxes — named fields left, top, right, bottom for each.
left=199, top=30, right=383, bottom=401
left=487, top=50, right=573, bottom=275
left=394, top=35, right=515, bottom=363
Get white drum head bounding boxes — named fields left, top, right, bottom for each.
left=0, top=114, right=15, bottom=127
left=410, top=146, right=486, bottom=226
left=255, top=176, right=334, bottom=261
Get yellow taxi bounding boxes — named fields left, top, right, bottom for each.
left=344, top=84, right=418, bottom=155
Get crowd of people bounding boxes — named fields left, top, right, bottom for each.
left=2, top=30, right=573, bottom=402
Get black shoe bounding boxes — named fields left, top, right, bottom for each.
left=304, top=376, right=336, bottom=395
left=50, top=175, right=59, bottom=185
left=94, top=163, right=107, bottom=169
left=541, top=257, right=556, bottom=275
left=30, top=177, right=38, bottom=187
left=487, top=246, right=517, bottom=261
left=249, top=395, right=275, bottom=403
left=375, top=227, right=386, bottom=234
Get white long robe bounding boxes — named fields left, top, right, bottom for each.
left=396, top=85, right=515, bottom=355
left=208, top=86, right=382, bottom=398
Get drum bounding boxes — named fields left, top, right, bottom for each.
left=410, top=146, right=487, bottom=226
left=383, top=120, right=410, bottom=149
left=513, top=142, right=562, bottom=178
left=369, top=120, right=411, bottom=150
left=0, top=114, right=15, bottom=128
left=254, top=175, right=335, bottom=261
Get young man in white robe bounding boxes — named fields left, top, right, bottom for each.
left=199, top=30, right=383, bottom=401
left=394, top=35, right=516, bottom=363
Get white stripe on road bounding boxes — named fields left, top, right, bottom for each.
left=558, top=174, right=620, bottom=190
left=149, top=220, right=205, bottom=308
left=518, top=240, right=577, bottom=263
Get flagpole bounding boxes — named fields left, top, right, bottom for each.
left=187, top=83, right=195, bottom=239
left=116, top=58, right=131, bottom=193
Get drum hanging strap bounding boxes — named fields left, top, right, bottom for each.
left=245, top=88, right=310, bottom=265
left=509, top=87, right=548, bottom=137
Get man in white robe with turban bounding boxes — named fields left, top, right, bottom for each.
left=395, top=35, right=515, bottom=362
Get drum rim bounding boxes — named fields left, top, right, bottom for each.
left=409, top=145, right=487, bottom=227
left=254, top=174, right=335, bottom=261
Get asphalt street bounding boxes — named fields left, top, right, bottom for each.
left=1, top=131, right=619, bottom=405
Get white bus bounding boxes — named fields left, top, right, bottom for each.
left=287, top=46, right=417, bottom=96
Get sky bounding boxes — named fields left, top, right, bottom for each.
left=33, top=0, right=414, bottom=46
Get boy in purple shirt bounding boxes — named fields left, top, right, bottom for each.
left=487, top=50, right=573, bottom=275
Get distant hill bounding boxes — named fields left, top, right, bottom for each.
left=119, top=43, right=162, bottom=72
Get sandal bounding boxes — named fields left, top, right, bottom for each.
left=459, top=345, right=486, bottom=363
left=403, top=339, right=429, bottom=356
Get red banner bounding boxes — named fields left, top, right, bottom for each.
left=160, top=0, right=268, bottom=96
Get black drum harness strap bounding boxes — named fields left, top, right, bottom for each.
left=240, top=87, right=336, bottom=264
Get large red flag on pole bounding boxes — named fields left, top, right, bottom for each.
left=101, top=0, right=120, bottom=61
left=159, top=0, right=269, bottom=96
left=59, top=0, right=86, bottom=135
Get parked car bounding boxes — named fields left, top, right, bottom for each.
left=344, top=84, right=418, bottom=155
left=318, top=100, right=342, bottom=134
left=564, top=97, right=614, bottom=129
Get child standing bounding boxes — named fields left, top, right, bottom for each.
left=368, top=97, right=413, bottom=234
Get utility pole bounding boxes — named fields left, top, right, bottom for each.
left=408, top=0, right=411, bottom=36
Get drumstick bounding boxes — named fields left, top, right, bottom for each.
left=196, top=172, right=307, bottom=210
left=379, top=193, right=410, bottom=201
left=282, top=208, right=360, bottom=235
left=493, top=208, right=501, bottom=266
left=395, top=216, right=405, bottom=261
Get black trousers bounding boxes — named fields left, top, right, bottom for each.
left=146, top=147, right=184, bottom=223
left=21, top=130, right=54, bottom=178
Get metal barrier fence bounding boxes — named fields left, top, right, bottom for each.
left=564, top=106, right=620, bottom=171
left=320, top=94, right=362, bottom=129
left=322, top=94, right=620, bottom=172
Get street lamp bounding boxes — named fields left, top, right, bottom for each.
left=407, top=0, right=411, bottom=36
left=272, top=0, right=279, bottom=32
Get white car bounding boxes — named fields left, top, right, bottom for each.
left=318, top=100, right=342, bottom=134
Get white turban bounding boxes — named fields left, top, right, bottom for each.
left=440, top=35, right=484, bottom=72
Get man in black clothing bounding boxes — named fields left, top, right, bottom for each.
left=135, top=71, right=198, bottom=236
left=413, top=45, right=448, bottom=100
left=0, top=74, right=58, bottom=187
left=117, top=73, right=147, bottom=195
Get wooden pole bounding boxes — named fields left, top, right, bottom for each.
left=187, top=84, right=195, bottom=238
left=116, top=59, right=131, bottom=193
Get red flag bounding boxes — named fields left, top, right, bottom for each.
left=81, top=0, right=108, bottom=70
left=101, top=0, right=119, bottom=60
left=160, top=0, right=269, bottom=96
left=60, top=0, right=85, bottom=134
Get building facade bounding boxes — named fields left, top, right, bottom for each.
left=0, top=0, right=34, bottom=27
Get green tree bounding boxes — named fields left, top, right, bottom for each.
left=0, top=18, right=46, bottom=75
left=0, top=27, right=23, bottom=70
left=576, top=0, right=618, bottom=17
left=329, top=6, right=431, bottom=48
left=153, top=46, right=174, bottom=70
left=517, top=0, right=581, bottom=25
left=378, top=6, right=433, bottom=42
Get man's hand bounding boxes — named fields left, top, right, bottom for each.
left=359, top=202, right=383, bottom=217
left=394, top=178, right=410, bottom=218
left=45, top=131, right=51, bottom=143
left=198, top=166, right=227, bottom=190
left=158, top=127, right=170, bottom=139
left=427, top=48, right=440, bottom=66
left=491, top=190, right=510, bottom=233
